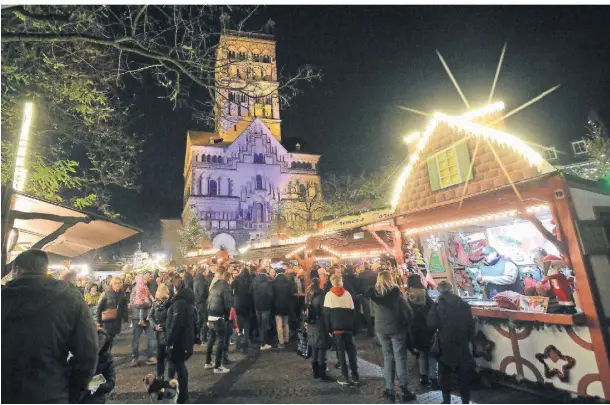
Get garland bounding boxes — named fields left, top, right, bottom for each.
left=478, top=368, right=606, bottom=404
left=474, top=316, right=567, bottom=332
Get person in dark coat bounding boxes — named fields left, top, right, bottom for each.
left=166, top=279, right=195, bottom=404
left=272, top=270, right=296, bottom=348
left=148, top=271, right=158, bottom=298
left=2, top=250, right=99, bottom=404
left=309, top=265, right=320, bottom=283
left=205, top=272, right=233, bottom=373
left=193, top=267, right=210, bottom=343
left=427, top=281, right=475, bottom=405
left=305, top=279, right=332, bottom=381
left=407, top=274, right=438, bottom=388
left=368, top=271, right=416, bottom=402
left=79, top=329, right=116, bottom=404
left=96, top=277, right=129, bottom=349
left=150, top=283, right=171, bottom=378
left=252, top=269, right=274, bottom=350
left=232, top=267, right=253, bottom=353
left=184, top=266, right=195, bottom=290
left=357, top=263, right=378, bottom=337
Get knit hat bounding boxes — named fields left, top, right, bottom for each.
left=407, top=273, right=425, bottom=289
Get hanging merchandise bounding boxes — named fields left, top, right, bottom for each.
left=448, top=232, right=487, bottom=268
left=428, top=250, right=446, bottom=273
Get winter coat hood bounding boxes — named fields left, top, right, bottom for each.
left=173, top=287, right=195, bottom=306
left=2, top=275, right=71, bottom=318
left=97, top=328, right=111, bottom=355
left=372, top=286, right=402, bottom=303
left=330, top=286, right=346, bottom=297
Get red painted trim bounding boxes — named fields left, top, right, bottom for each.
left=566, top=326, right=594, bottom=351
left=577, top=373, right=602, bottom=396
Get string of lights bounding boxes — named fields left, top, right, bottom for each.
left=403, top=204, right=549, bottom=235
left=392, top=102, right=547, bottom=209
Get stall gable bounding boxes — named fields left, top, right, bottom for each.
left=397, top=123, right=556, bottom=214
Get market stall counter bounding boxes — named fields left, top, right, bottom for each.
left=470, top=305, right=601, bottom=399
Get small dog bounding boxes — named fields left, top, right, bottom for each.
left=143, top=374, right=179, bottom=404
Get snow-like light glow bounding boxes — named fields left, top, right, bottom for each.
left=391, top=102, right=545, bottom=210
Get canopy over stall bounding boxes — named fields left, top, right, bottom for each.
left=3, top=192, right=140, bottom=273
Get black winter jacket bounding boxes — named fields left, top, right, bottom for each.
left=231, top=271, right=253, bottom=315
left=409, top=294, right=436, bottom=351
left=306, top=291, right=329, bottom=349
left=150, top=299, right=170, bottom=345
left=193, top=272, right=209, bottom=313
left=184, top=272, right=194, bottom=290
left=272, top=273, right=296, bottom=315
left=79, top=329, right=116, bottom=404
left=2, top=275, right=99, bottom=404
left=427, top=292, right=475, bottom=368
left=207, top=279, right=233, bottom=319
left=96, top=288, right=128, bottom=337
left=252, top=274, right=273, bottom=311
left=370, top=287, right=413, bottom=336
left=166, top=288, right=195, bottom=357
left=323, top=287, right=356, bottom=334
left=358, top=269, right=377, bottom=295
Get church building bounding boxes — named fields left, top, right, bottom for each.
left=182, top=30, right=321, bottom=255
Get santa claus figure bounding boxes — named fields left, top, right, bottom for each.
left=543, top=254, right=577, bottom=314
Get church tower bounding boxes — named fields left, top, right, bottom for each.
left=214, top=30, right=282, bottom=143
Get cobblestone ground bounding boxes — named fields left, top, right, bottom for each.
left=108, top=328, right=554, bottom=404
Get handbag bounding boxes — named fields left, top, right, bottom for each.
left=296, top=328, right=311, bottom=359
left=429, top=330, right=441, bottom=358
left=101, top=307, right=118, bottom=321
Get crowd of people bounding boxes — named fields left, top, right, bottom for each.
left=2, top=249, right=478, bottom=405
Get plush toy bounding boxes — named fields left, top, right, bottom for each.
left=543, top=255, right=576, bottom=314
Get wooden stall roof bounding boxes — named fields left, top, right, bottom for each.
left=9, top=192, right=141, bottom=258
left=315, top=229, right=394, bottom=255
left=240, top=243, right=304, bottom=261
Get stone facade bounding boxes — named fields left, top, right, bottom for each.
left=183, top=31, right=320, bottom=254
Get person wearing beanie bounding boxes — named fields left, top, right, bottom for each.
left=407, top=274, right=438, bottom=389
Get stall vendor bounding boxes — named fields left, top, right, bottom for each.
left=476, top=246, right=522, bottom=298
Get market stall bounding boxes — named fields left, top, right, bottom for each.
left=386, top=103, right=610, bottom=400
left=2, top=191, right=141, bottom=280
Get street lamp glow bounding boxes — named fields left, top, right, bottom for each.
left=13, top=102, right=34, bottom=192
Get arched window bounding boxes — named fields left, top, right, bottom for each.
left=212, top=156, right=217, bottom=163
left=206, top=155, right=212, bottom=162
left=218, top=156, right=223, bottom=164
left=256, top=175, right=263, bottom=190
left=299, top=184, right=307, bottom=200
left=291, top=162, right=296, bottom=169
left=209, top=180, right=218, bottom=196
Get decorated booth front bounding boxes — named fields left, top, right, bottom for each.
left=389, top=102, right=610, bottom=400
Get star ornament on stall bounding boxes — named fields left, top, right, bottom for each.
left=426, top=234, right=442, bottom=251
left=535, top=345, right=576, bottom=383
left=392, top=44, right=560, bottom=211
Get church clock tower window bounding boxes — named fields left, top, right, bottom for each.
left=256, top=175, right=263, bottom=190
left=208, top=180, right=218, bottom=196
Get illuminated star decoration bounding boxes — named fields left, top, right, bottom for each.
left=535, top=345, right=576, bottom=383
left=426, top=234, right=442, bottom=251
left=393, top=44, right=560, bottom=211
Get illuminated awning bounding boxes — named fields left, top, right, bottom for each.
left=8, top=192, right=141, bottom=259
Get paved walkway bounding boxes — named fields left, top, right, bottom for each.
left=107, top=327, right=551, bottom=404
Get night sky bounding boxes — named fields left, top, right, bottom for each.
left=120, top=6, right=610, bottom=249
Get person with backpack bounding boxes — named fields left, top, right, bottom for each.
left=194, top=267, right=210, bottom=343
left=252, top=268, right=274, bottom=350
left=305, top=278, right=333, bottom=382
left=368, top=270, right=416, bottom=402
